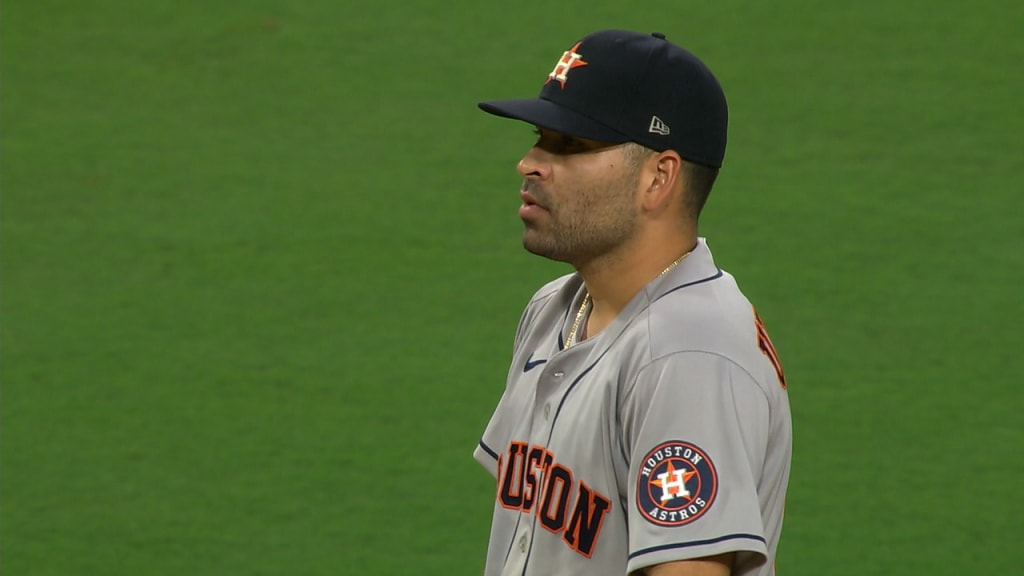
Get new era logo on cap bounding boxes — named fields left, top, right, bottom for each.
left=649, top=116, right=671, bottom=136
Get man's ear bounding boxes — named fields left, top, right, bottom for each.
left=640, top=150, right=682, bottom=213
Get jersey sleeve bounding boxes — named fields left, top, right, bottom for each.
left=621, top=351, right=771, bottom=574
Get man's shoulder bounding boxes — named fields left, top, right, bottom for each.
left=646, top=269, right=759, bottom=361
left=525, top=272, right=578, bottom=310
left=638, top=269, right=794, bottom=405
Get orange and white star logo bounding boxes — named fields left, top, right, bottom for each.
left=650, top=461, right=696, bottom=501
left=637, top=441, right=718, bottom=527
left=546, top=42, right=588, bottom=88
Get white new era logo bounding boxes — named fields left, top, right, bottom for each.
left=649, top=115, right=671, bottom=135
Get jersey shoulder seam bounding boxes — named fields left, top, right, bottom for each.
left=626, top=349, right=772, bottom=404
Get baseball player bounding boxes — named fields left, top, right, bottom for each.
left=473, top=30, right=792, bottom=576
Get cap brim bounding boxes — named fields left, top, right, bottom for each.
left=478, top=98, right=631, bottom=144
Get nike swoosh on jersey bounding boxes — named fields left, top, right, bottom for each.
left=523, top=353, right=547, bottom=373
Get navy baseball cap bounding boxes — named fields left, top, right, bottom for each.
left=479, top=30, right=728, bottom=168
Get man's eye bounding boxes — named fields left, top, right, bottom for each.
left=561, top=135, right=581, bottom=148
left=531, top=129, right=590, bottom=154
left=556, top=134, right=590, bottom=153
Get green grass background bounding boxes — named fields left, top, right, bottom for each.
left=3, top=1, right=1022, bottom=574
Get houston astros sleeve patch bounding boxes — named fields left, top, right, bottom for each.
left=636, top=441, right=718, bottom=526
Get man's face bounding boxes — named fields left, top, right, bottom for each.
left=516, top=127, right=644, bottom=266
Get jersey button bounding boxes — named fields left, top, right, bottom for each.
left=553, top=371, right=564, bottom=378
left=518, top=531, right=529, bottom=552
left=544, top=403, right=551, bottom=419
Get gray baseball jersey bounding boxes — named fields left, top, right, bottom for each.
left=474, top=238, right=791, bottom=575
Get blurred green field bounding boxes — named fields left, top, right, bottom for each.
left=2, top=1, right=1022, bottom=574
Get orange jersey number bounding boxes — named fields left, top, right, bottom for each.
left=754, top=308, right=786, bottom=389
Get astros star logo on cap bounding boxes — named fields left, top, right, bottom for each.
left=545, top=41, right=588, bottom=88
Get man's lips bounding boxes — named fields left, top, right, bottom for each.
left=520, top=189, right=545, bottom=209
left=519, top=189, right=548, bottom=219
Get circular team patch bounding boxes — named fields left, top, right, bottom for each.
left=636, top=441, right=717, bottom=526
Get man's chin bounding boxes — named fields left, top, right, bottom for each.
left=522, top=233, right=570, bottom=263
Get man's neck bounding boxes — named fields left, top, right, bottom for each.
left=576, top=233, right=698, bottom=341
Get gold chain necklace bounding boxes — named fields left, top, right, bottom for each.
left=565, top=248, right=694, bottom=348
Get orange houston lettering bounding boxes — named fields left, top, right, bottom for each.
left=496, top=441, right=612, bottom=557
